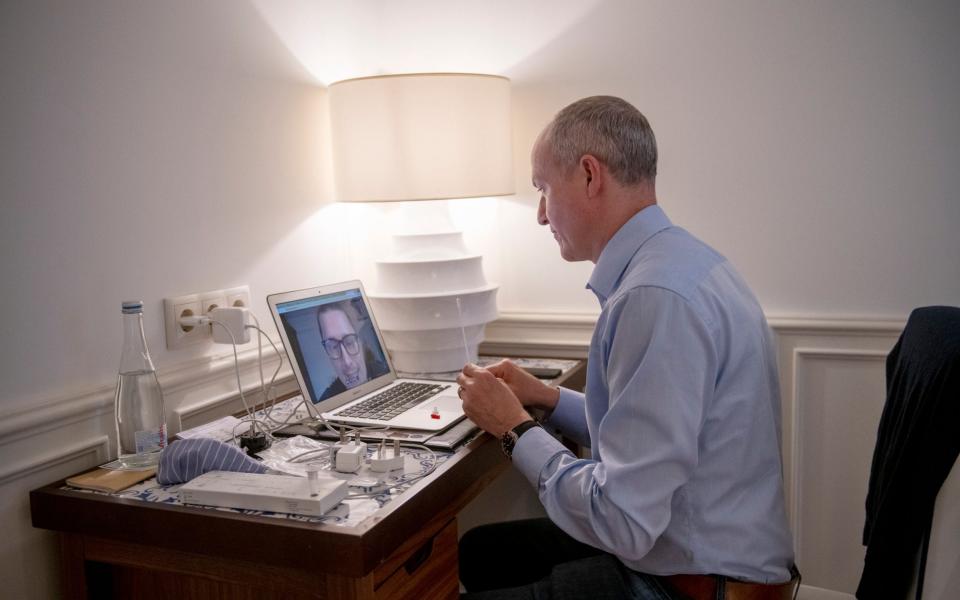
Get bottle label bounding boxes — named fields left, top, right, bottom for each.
left=134, top=424, right=167, bottom=454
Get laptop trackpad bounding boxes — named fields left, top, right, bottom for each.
left=416, top=394, right=462, bottom=413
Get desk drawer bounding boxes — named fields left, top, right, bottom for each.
left=374, top=518, right=459, bottom=600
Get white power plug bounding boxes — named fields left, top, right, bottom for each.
left=369, top=439, right=404, bottom=472
left=209, top=307, right=251, bottom=344
left=334, top=441, right=366, bottom=473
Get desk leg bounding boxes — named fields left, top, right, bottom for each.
left=59, top=533, right=87, bottom=600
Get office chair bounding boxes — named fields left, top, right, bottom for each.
left=856, top=306, right=960, bottom=600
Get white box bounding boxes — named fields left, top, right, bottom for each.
left=179, top=471, right=348, bottom=517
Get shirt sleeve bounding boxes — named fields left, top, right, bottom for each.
left=513, top=286, right=717, bottom=562
left=542, top=387, right=590, bottom=447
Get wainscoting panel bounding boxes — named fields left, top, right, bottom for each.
left=772, top=319, right=903, bottom=596
left=0, top=435, right=110, bottom=600
left=790, top=349, right=888, bottom=592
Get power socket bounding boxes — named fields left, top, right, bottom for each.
left=163, top=284, right=253, bottom=350
left=164, top=294, right=205, bottom=350
left=224, top=285, right=251, bottom=309
left=200, top=291, right=228, bottom=335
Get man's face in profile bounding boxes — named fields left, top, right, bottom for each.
left=318, top=307, right=367, bottom=389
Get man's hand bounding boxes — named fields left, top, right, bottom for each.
left=456, top=363, right=533, bottom=437
left=485, top=359, right=561, bottom=412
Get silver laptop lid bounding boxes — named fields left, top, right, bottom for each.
left=267, top=281, right=396, bottom=418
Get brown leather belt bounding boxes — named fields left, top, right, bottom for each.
left=664, top=572, right=799, bottom=600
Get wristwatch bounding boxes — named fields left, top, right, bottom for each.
left=500, top=420, right=540, bottom=459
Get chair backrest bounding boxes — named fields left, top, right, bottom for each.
left=857, top=306, right=960, bottom=600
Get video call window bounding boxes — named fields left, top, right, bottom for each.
left=276, top=290, right=389, bottom=404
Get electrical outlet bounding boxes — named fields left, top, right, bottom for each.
left=163, top=285, right=252, bottom=350
left=224, top=285, right=252, bottom=309
left=200, top=291, right=228, bottom=315
left=199, top=291, right=228, bottom=335
left=163, top=294, right=205, bottom=350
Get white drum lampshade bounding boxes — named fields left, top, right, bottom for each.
left=328, top=73, right=514, bottom=373
left=329, top=73, right=512, bottom=202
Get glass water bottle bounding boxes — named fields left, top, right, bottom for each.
left=114, top=300, right=167, bottom=468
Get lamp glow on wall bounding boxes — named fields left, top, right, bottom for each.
left=328, top=73, right=513, bottom=373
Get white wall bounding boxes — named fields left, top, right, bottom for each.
left=498, top=0, right=960, bottom=317
left=1, top=1, right=958, bottom=598
left=0, top=1, right=343, bottom=412
left=0, top=2, right=341, bottom=597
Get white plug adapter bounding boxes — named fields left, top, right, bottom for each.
left=369, top=451, right=404, bottom=472
left=209, top=307, right=251, bottom=344
left=334, top=441, right=366, bottom=473
left=369, top=439, right=404, bottom=472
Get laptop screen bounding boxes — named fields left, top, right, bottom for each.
left=274, top=288, right=391, bottom=407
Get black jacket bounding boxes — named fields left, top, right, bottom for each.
left=857, top=306, right=960, bottom=599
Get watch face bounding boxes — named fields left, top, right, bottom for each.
left=500, top=431, right=518, bottom=458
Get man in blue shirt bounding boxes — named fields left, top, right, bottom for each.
left=457, top=96, right=796, bottom=600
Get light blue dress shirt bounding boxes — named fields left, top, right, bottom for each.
left=513, top=205, right=795, bottom=583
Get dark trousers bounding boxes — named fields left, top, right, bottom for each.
left=459, top=518, right=682, bottom=600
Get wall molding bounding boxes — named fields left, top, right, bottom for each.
left=483, top=311, right=906, bottom=354
left=0, top=345, right=286, bottom=446
left=482, top=311, right=597, bottom=358
left=766, top=316, right=905, bottom=336
left=2, top=312, right=907, bottom=447
left=0, top=435, right=109, bottom=486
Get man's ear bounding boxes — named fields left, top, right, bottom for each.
left=579, top=154, right=604, bottom=198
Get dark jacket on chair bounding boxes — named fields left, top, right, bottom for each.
left=857, top=306, right=960, bottom=599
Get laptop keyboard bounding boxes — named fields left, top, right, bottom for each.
left=333, top=382, right=450, bottom=421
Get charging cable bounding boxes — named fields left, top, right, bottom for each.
left=179, top=310, right=272, bottom=452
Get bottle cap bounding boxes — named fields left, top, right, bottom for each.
left=121, top=300, right=144, bottom=314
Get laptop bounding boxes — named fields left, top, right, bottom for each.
left=267, top=281, right=466, bottom=432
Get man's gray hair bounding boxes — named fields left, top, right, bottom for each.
left=542, top=96, right=657, bottom=185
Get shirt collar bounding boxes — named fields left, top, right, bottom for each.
left=587, top=204, right=673, bottom=303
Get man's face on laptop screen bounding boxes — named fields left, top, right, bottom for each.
left=317, top=305, right=368, bottom=389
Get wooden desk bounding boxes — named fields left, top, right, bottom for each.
left=31, top=360, right=586, bottom=600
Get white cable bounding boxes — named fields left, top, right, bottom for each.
left=251, top=313, right=266, bottom=409
left=244, top=322, right=285, bottom=422
left=455, top=295, right=470, bottom=365
left=317, top=418, right=389, bottom=437
left=263, top=397, right=309, bottom=428
left=208, top=319, right=253, bottom=422
left=289, top=444, right=336, bottom=463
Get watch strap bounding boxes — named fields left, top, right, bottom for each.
left=501, top=419, right=540, bottom=459
left=512, top=420, right=540, bottom=439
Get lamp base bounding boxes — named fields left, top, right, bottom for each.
left=370, top=202, right=499, bottom=374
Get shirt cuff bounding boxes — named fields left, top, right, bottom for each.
left=512, top=425, right=571, bottom=489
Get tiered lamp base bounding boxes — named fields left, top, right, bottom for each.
left=368, top=231, right=498, bottom=373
